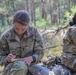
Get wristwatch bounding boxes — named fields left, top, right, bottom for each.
left=32, top=56, right=36, bottom=62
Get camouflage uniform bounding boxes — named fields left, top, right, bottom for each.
left=43, top=55, right=71, bottom=75
left=61, top=25, right=76, bottom=73
left=0, top=26, right=44, bottom=75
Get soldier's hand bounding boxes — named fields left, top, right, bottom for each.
left=7, top=53, right=16, bottom=62
left=22, top=56, right=33, bottom=65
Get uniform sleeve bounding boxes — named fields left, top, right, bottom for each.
left=62, top=28, right=72, bottom=52
left=63, top=27, right=76, bottom=45
left=62, top=27, right=76, bottom=53
left=63, top=28, right=71, bottom=43
left=70, top=28, right=76, bottom=45
left=32, top=28, right=44, bottom=63
left=0, top=35, right=9, bottom=65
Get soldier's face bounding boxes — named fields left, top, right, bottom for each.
left=14, top=22, right=28, bottom=35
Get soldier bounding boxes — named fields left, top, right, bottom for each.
left=61, top=13, right=76, bottom=74
left=42, top=13, right=76, bottom=75
left=0, top=10, right=45, bottom=75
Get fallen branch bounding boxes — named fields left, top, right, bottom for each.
left=44, top=45, right=62, bottom=51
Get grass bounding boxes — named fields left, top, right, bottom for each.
left=43, top=46, right=62, bottom=59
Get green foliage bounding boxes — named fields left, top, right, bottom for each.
left=35, top=7, right=42, bottom=19
left=59, top=0, right=65, bottom=5
left=15, top=0, right=24, bottom=3
left=35, top=7, right=52, bottom=28
left=64, top=6, right=76, bottom=24
left=35, top=19, right=51, bottom=28
left=0, top=0, right=75, bottom=30
left=36, top=19, right=47, bottom=28
left=0, top=0, right=25, bottom=15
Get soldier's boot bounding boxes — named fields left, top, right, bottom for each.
left=10, top=60, right=27, bottom=75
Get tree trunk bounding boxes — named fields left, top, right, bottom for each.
left=41, top=0, right=46, bottom=20
left=31, top=0, right=36, bottom=26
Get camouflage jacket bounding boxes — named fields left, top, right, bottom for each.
left=62, top=25, right=76, bottom=70
left=0, top=26, right=44, bottom=66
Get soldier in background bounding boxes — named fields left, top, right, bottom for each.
left=42, top=13, right=76, bottom=75
left=0, top=10, right=45, bottom=75
left=61, top=13, right=76, bottom=74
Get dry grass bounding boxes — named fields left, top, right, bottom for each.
left=0, top=66, right=3, bottom=75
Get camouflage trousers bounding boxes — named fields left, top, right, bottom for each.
left=2, top=60, right=27, bottom=75
left=2, top=60, right=76, bottom=75
left=2, top=60, right=49, bottom=75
